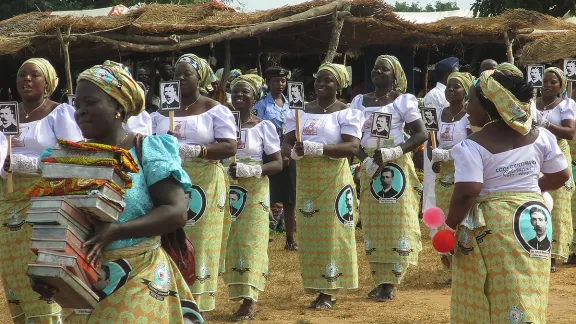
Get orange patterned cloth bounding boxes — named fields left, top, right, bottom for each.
left=42, top=157, right=133, bottom=188
left=27, top=178, right=125, bottom=198
left=56, top=139, right=139, bottom=173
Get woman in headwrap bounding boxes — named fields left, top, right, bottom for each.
left=223, top=74, right=282, bottom=320
left=447, top=65, right=569, bottom=323
left=0, top=58, right=83, bottom=323
left=531, top=67, right=575, bottom=272
left=350, top=55, right=427, bottom=301
left=35, top=60, right=202, bottom=324
left=282, top=63, right=362, bottom=310
left=150, top=53, right=237, bottom=313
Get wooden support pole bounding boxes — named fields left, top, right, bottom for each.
left=503, top=31, right=514, bottom=64
left=57, top=27, right=74, bottom=95
left=215, top=40, right=231, bottom=105
left=423, top=49, right=430, bottom=95
left=323, top=0, right=350, bottom=64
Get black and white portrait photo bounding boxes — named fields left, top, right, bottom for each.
left=421, top=108, right=439, bottom=131
left=0, top=102, right=19, bottom=135
left=67, top=95, right=76, bottom=107
left=527, top=65, right=544, bottom=88
left=160, top=81, right=181, bottom=110
left=564, top=59, right=576, bottom=82
left=232, top=111, right=241, bottom=140
left=287, top=82, right=304, bottom=110
left=527, top=207, right=550, bottom=251
left=513, top=201, right=552, bottom=256
left=370, top=112, right=392, bottom=139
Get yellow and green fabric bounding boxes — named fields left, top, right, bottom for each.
left=451, top=192, right=551, bottom=323
left=550, top=139, right=573, bottom=260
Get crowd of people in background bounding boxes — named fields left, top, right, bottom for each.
left=0, top=51, right=573, bottom=324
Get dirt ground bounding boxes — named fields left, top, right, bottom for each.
left=0, top=226, right=574, bottom=323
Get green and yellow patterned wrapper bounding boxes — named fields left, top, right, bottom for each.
left=295, top=156, right=358, bottom=294
left=451, top=192, right=551, bottom=323
left=359, top=150, right=422, bottom=285
left=0, top=174, right=63, bottom=323
left=222, top=159, right=270, bottom=302
left=182, top=159, right=229, bottom=312
left=550, top=139, right=573, bottom=260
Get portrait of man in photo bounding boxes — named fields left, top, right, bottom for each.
left=340, top=189, right=354, bottom=222
left=229, top=191, right=241, bottom=216
left=422, top=108, right=438, bottom=130
left=371, top=113, right=390, bottom=138
left=0, top=105, right=18, bottom=134
left=377, top=167, right=398, bottom=199
left=527, top=207, right=550, bottom=251
left=289, top=84, right=304, bottom=108
left=528, top=66, right=543, bottom=87
left=161, top=83, right=180, bottom=109
left=565, top=60, right=576, bottom=81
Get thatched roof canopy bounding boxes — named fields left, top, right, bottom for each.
left=519, top=31, right=576, bottom=64
left=0, top=0, right=574, bottom=60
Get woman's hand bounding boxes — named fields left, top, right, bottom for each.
left=440, top=255, right=451, bottom=269
left=3, top=155, right=10, bottom=172
left=229, top=162, right=238, bottom=180
left=30, top=280, right=57, bottom=299
left=432, top=162, right=441, bottom=174
left=282, top=156, right=290, bottom=169
left=84, top=220, right=118, bottom=266
left=294, top=141, right=304, bottom=156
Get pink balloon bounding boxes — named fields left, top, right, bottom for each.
left=432, top=230, right=456, bottom=253
left=423, top=207, right=445, bottom=228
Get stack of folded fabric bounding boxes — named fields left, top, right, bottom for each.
left=25, top=139, right=138, bottom=309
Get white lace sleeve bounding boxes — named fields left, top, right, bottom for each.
left=9, top=154, right=41, bottom=175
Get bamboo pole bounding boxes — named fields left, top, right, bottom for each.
left=323, top=0, right=350, bottom=64
left=57, top=27, right=74, bottom=95
left=423, top=49, right=430, bottom=95
left=214, top=40, right=231, bottom=105
left=6, top=137, right=12, bottom=193
left=503, top=31, right=514, bottom=64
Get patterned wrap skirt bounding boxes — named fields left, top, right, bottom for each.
left=451, top=192, right=551, bottom=323
left=549, top=139, right=573, bottom=260
left=295, top=156, right=358, bottom=295
left=182, top=159, right=230, bottom=312
left=359, top=151, right=422, bottom=285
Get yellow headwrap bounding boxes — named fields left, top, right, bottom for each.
left=19, top=58, right=59, bottom=97
left=448, top=72, right=475, bottom=95
left=231, top=74, right=264, bottom=101
left=317, top=63, right=351, bottom=90
left=375, top=55, right=407, bottom=93
left=479, top=69, right=532, bottom=135
left=77, top=61, right=145, bottom=122
left=496, top=63, right=523, bottom=78
left=544, top=67, right=568, bottom=96
left=176, top=54, right=217, bottom=94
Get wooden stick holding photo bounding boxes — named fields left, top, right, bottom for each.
left=287, top=82, right=305, bottom=142
left=231, top=111, right=241, bottom=164
left=0, top=102, right=20, bottom=193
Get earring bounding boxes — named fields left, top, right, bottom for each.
left=115, top=112, right=121, bottom=119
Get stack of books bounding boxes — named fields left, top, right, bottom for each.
left=26, top=143, right=131, bottom=309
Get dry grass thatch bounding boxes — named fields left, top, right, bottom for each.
left=0, top=0, right=575, bottom=59
left=519, top=31, right=576, bottom=64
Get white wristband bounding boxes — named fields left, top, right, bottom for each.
left=303, top=141, right=323, bottom=156
left=431, top=148, right=452, bottom=163
left=236, top=163, right=263, bottom=178
left=379, top=146, right=403, bottom=163
left=10, top=154, right=41, bottom=175
left=179, top=144, right=201, bottom=161
left=362, top=157, right=379, bottom=178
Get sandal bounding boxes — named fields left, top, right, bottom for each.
left=285, top=241, right=299, bottom=251
left=232, top=305, right=258, bottom=322
left=315, top=299, right=335, bottom=311
left=367, top=286, right=380, bottom=299
left=374, top=284, right=395, bottom=302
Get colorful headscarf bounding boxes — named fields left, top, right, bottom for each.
left=375, top=55, right=407, bottom=93
left=479, top=69, right=532, bottom=135
left=544, top=67, right=568, bottom=97
left=231, top=74, right=264, bottom=100
left=228, top=69, right=243, bottom=83
left=496, top=63, right=523, bottom=78
left=317, top=63, right=351, bottom=90
left=448, top=72, right=475, bottom=95
left=77, top=60, right=145, bottom=122
left=20, top=58, right=59, bottom=97
left=176, top=54, right=217, bottom=94
left=215, top=68, right=224, bottom=81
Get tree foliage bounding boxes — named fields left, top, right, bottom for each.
left=393, top=1, right=460, bottom=12
left=471, top=0, right=576, bottom=17
left=0, top=0, right=242, bottom=20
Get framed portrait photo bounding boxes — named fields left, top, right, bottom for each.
left=67, top=95, right=76, bottom=107
left=421, top=107, right=439, bottom=131
left=564, top=59, right=576, bottom=82
left=231, top=111, right=241, bottom=140
left=159, top=81, right=181, bottom=111
left=0, top=102, right=19, bottom=136
left=287, top=82, right=304, bottom=110
left=526, top=65, right=544, bottom=88
left=370, top=112, right=392, bottom=139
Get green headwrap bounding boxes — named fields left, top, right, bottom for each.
left=317, top=63, right=351, bottom=90
left=176, top=54, right=217, bottom=94
left=375, top=55, right=407, bottom=93
left=77, top=61, right=145, bottom=122
left=448, top=72, right=475, bottom=95
left=496, top=63, right=523, bottom=78
left=479, top=69, right=532, bottom=135
left=231, top=74, right=264, bottom=101
left=544, top=67, right=568, bottom=97
left=20, top=58, right=59, bottom=97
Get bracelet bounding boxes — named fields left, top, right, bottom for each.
left=200, top=145, right=207, bottom=158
